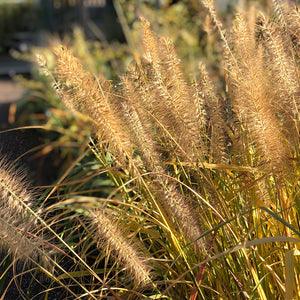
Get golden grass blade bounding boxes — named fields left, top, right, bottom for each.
left=164, top=236, right=300, bottom=295
left=285, top=249, right=300, bottom=300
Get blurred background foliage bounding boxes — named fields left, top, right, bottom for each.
left=0, top=0, right=38, bottom=53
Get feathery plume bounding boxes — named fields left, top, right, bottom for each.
left=260, top=15, right=300, bottom=149
left=139, top=19, right=204, bottom=161
left=283, top=4, right=300, bottom=56
left=121, top=75, right=164, bottom=176
left=198, top=0, right=223, bottom=31
left=140, top=17, right=161, bottom=70
left=52, top=46, right=135, bottom=169
left=198, top=62, right=229, bottom=163
left=122, top=68, right=205, bottom=253
left=91, top=209, right=152, bottom=285
left=0, top=155, right=52, bottom=266
left=156, top=180, right=206, bottom=253
left=226, top=12, right=290, bottom=172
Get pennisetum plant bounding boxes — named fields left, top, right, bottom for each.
left=1, top=0, right=299, bottom=298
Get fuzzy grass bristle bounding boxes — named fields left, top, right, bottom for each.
left=52, top=46, right=136, bottom=171
left=90, top=209, right=152, bottom=285
left=0, top=155, right=52, bottom=267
